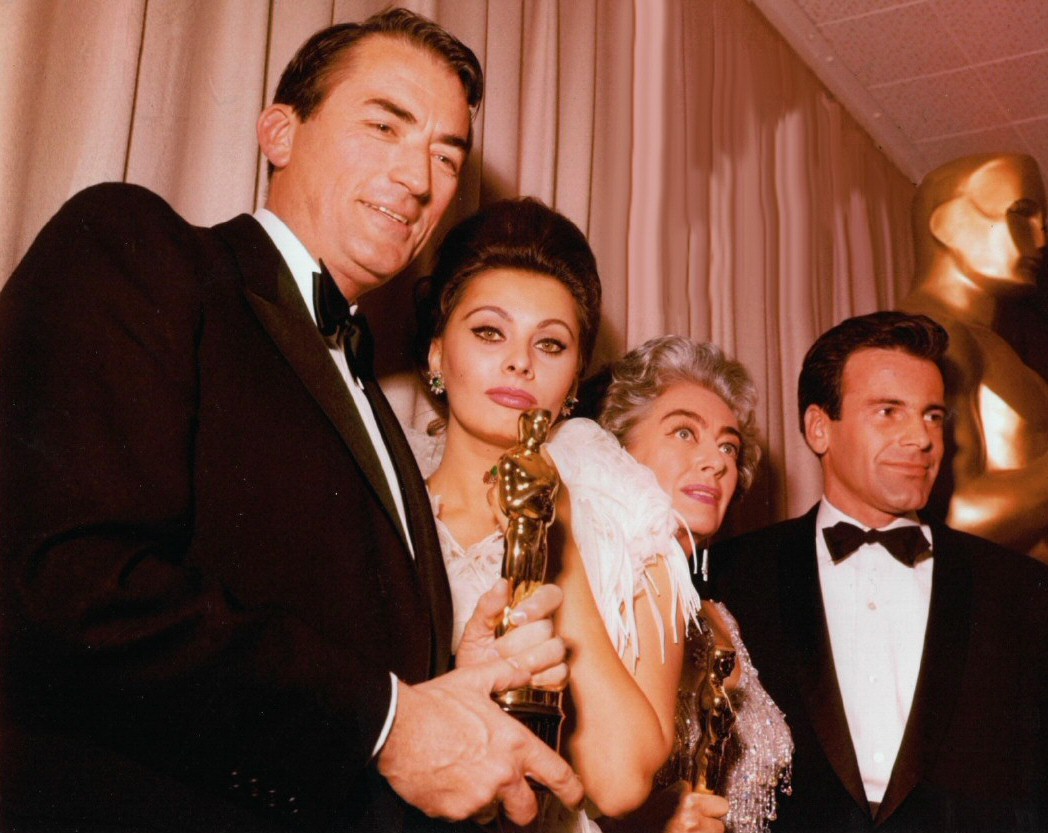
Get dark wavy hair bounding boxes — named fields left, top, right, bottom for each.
left=797, top=311, right=949, bottom=433
left=415, top=198, right=603, bottom=375
left=269, top=8, right=483, bottom=174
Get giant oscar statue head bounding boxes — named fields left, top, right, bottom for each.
left=901, top=153, right=1048, bottom=562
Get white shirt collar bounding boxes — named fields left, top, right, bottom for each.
left=252, top=208, right=358, bottom=323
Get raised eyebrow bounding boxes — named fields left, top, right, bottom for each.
left=720, top=426, right=743, bottom=442
left=660, top=408, right=708, bottom=428
left=463, top=305, right=509, bottom=322
left=536, top=318, right=576, bottom=336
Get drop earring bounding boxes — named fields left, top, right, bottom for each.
left=560, top=394, right=579, bottom=419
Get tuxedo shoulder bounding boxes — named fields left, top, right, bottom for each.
left=35, top=183, right=200, bottom=255
left=936, top=524, right=1048, bottom=582
left=4, top=183, right=231, bottom=339
left=52, top=183, right=195, bottom=235
left=713, top=514, right=811, bottom=561
left=68, top=181, right=177, bottom=211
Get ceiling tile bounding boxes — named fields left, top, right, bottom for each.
left=820, top=3, right=966, bottom=86
left=752, top=0, right=1048, bottom=180
left=873, top=67, right=1008, bottom=139
left=915, top=125, right=1031, bottom=174
left=933, top=0, right=1048, bottom=63
left=978, top=51, right=1048, bottom=121
left=795, top=0, right=914, bottom=26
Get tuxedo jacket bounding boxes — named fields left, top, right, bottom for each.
left=709, top=505, right=1048, bottom=833
left=0, top=184, right=458, bottom=832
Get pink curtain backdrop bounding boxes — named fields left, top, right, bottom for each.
left=0, top=0, right=916, bottom=534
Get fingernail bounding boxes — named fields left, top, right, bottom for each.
left=508, top=609, right=528, bottom=626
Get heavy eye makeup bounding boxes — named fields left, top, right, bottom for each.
left=470, top=325, right=504, bottom=343
left=535, top=336, right=568, bottom=354
left=468, top=326, right=568, bottom=354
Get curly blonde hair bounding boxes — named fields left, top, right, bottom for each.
left=599, top=336, right=762, bottom=496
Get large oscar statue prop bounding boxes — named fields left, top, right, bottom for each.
left=900, top=153, right=1048, bottom=563
left=492, top=409, right=565, bottom=752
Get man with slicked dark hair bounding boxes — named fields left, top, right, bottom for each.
left=0, top=9, right=581, bottom=832
left=709, top=311, right=1048, bottom=832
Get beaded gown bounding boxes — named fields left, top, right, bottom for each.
left=656, top=604, right=793, bottom=833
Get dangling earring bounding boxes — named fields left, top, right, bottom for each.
left=427, top=371, right=445, bottom=396
left=560, top=394, right=579, bottom=419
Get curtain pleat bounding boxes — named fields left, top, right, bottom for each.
left=1, top=0, right=916, bottom=531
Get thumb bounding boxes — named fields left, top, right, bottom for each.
left=471, top=578, right=511, bottom=630
left=456, top=580, right=510, bottom=663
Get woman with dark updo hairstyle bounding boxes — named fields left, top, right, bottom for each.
left=404, top=199, right=706, bottom=831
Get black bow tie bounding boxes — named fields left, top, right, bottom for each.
left=312, top=263, right=374, bottom=380
left=823, top=521, right=930, bottom=567
left=313, top=262, right=350, bottom=336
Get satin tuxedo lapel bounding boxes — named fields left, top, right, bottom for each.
left=360, top=378, right=453, bottom=674
left=211, top=214, right=451, bottom=672
left=877, top=523, right=972, bottom=823
left=779, top=507, right=870, bottom=813
left=213, top=215, right=405, bottom=540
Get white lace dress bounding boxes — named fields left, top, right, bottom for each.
left=410, top=418, right=702, bottom=659
left=409, top=418, right=702, bottom=832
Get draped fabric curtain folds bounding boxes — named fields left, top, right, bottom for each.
left=0, top=0, right=916, bottom=530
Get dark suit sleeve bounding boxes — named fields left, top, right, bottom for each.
left=0, top=185, right=390, bottom=824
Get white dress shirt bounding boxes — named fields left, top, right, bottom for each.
left=815, top=499, right=934, bottom=803
left=253, top=208, right=403, bottom=755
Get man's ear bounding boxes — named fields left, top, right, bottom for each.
left=427, top=340, right=442, bottom=377
left=257, top=104, right=297, bottom=171
left=803, top=405, right=831, bottom=455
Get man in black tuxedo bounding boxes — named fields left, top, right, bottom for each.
left=710, top=312, right=1048, bottom=832
left=0, top=9, right=581, bottom=832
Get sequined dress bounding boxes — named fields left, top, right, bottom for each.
left=659, top=602, right=793, bottom=833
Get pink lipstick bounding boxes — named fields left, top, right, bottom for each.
left=486, top=387, right=538, bottom=410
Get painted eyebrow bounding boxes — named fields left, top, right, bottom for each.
left=463, top=306, right=575, bottom=332
left=365, top=97, right=469, bottom=152
left=659, top=408, right=742, bottom=441
left=660, top=408, right=707, bottom=427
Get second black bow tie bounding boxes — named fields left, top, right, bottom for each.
left=823, top=521, right=930, bottom=567
left=313, top=262, right=375, bottom=381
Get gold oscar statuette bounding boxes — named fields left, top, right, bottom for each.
left=492, top=409, right=564, bottom=752
left=690, top=639, right=737, bottom=797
